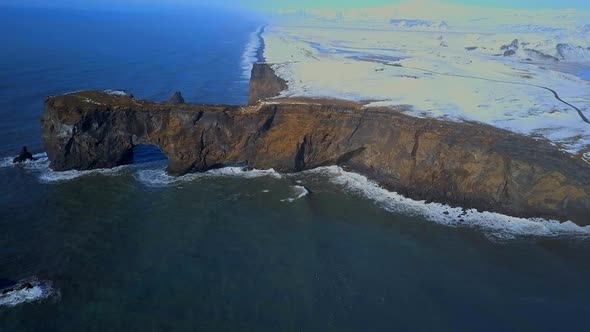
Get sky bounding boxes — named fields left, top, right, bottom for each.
left=245, top=0, right=590, bottom=10
left=1, top=0, right=589, bottom=11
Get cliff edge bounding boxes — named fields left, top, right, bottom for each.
left=248, top=63, right=287, bottom=105
left=42, top=84, right=590, bottom=225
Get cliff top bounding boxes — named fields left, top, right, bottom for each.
left=46, top=90, right=371, bottom=114
left=46, top=90, right=235, bottom=114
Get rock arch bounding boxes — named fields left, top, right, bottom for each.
left=41, top=89, right=590, bottom=225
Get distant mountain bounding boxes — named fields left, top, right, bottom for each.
left=557, top=43, right=590, bottom=61
left=390, top=19, right=448, bottom=30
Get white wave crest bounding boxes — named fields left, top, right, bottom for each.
left=306, top=166, right=590, bottom=240
left=281, top=185, right=310, bottom=202
left=0, top=153, right=47, bottom=169
left=240, top=26, right=264, bottom=80
left=0, top=278, right=59, bottom=307
left=135, top=166, right=282, bottom=187
left=37, top=166, right=127, bottom=183
left=207, top=167, right=281, bottom=179
left=1, top=152, right=128, bottom=183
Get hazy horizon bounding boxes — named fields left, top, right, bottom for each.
left=2, top=0, right=589, bottom=12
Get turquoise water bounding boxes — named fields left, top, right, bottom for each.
left=1, top=5, right=590, bottom=332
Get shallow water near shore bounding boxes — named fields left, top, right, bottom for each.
left=2, top=5, right=590, bottom=332
left=2, top=161, right=590, bottom=331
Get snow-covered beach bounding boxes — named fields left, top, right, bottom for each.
left=262, top=0, right=590, bottom=159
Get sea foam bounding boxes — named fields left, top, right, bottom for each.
left=4, top=151, right=590, bottom=239
left=240, top=26, right=264, bottom=81
left=306, top=166, right=590, bottom=240
left=281, top=185, right=310, bottom=202
left=0, top=278, right=59, bottom=308
left=0, top=153, right=47, bottom=169
left=135, top=166, right=282, bottom=187
left=1, top=152, right=128, bottom=183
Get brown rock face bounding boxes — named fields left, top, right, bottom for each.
left=248, top=63, right=287, bottom=105
left=42, top=90, right=590, bottom=225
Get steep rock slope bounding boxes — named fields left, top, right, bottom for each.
left=42, top=90, right=590, bottom=225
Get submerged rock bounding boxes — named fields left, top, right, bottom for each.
left=0, top=279, right=17, bottom=295
left=167, top=91, right=185, bottom=104
left=1, top=280, right=33, bottom=295
left=13, top=146, right=35, bottom=163
left=0, top=278, right=59, bottom=307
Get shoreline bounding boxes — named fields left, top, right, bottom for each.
left=42, top=88, right=590, bottom=226
left=240, top=24, right=267, bottom=82
left=255, top=25, right=267, bottom=64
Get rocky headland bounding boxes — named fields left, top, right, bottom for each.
left=41, top=64, right=590, bottom=226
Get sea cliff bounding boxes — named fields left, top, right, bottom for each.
left=42, top=64, right=590, bottom=225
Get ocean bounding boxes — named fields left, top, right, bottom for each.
left=1, top=5, right=590, bottom=332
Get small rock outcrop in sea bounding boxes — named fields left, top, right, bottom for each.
left=167, top=91, right=185, bottom=104
left=13, top=146, right=35, bottom=163
left=0, top=279, right=17, bottom=292
left=0, top=277, right=59, bottom=307
left=40, top=64, right=590, bottom=226
left=1, top=280, right=33, bottom=295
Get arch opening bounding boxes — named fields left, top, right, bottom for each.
left=129, top=144, right=168, bottom=165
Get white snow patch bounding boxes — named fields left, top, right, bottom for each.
left=104, top=89, right=128, bottom=96
left=83, top=98, right=103, bottom=105
left=264, top=6, right=590, bottom=155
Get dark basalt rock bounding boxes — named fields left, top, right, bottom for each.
left=524, top=49, right=560, bottom=62
left=248, top=63, right=287, bottom=105
left=39, top=64, right=590, bottom=226
left=503, top=50, right=516, bottom=57
left=1, top=280, right=33, bottom=295
left=17, top=282, right=34, bottom=291
left=13, top=146, right=35, bottom=163
left=167, top=91, right=185, bottom=104
left=501, top=39, right=519, bottom=51
left=42, top=92, right=590, bottom=226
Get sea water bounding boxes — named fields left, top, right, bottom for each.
left=1, top=5, right=590, bottom=332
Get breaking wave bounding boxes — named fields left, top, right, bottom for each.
left=0, top=278, right=59, bottom=308
left=135, top=167, right=282, bottom=187
left=240, top=26, right=264, bottom=81
left=1, top=153, right=47, bottom=169
left=1, top=152, right=128, bottom=183
left=4, top=151, right=590, bottom=239
left=281, top=185, right=310, bottom=202
left=305, top=166, right=590, bottom=240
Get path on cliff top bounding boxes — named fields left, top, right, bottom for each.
left=386, top=63, right=590, bottom=124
